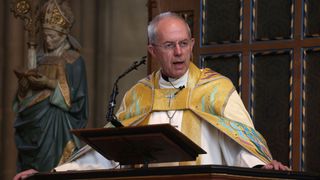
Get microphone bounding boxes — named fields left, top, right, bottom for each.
left=106, top=56, right=147, bottom=127
left=174, top=85, right=185, bottom=96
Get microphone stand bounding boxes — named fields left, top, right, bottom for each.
left=106, top=56, right=147, bottom=127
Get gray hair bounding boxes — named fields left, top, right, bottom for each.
left=147, top=12, right=191, bottom=44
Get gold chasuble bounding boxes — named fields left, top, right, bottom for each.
left=116, top=63, right=273, bottom=164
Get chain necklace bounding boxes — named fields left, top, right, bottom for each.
left=166, top=110, right=178, bottom=127
left=166, top=80, right=184, bottom=127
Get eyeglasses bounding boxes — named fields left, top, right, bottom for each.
left=152, top=39, right=192, bottom=50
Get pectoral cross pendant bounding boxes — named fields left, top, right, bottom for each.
left=166, top=93, right=175, bottom=107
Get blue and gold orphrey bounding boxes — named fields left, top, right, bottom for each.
left=116, top=62, right=273, bottom=164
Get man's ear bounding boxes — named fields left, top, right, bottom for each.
left=190, top=38, right=195, bottom=51
left=147, top=44, right=156, bottom=57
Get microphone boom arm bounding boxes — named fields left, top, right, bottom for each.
left=106, top=56, right=147, bottom=127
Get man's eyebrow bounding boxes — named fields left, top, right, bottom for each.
left=162, top=39, right=189, bottom=43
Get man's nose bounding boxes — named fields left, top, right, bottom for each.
left=173, top=43, right=182, bottom=55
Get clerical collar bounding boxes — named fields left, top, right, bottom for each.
left=159, top=70, right=189, bottom=89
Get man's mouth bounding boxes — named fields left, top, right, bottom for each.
left=173, top=61, right=184, bottom=65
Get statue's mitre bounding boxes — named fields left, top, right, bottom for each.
left=42, top=0, right=73, bottom=34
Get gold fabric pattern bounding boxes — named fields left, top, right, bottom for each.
left=118, top=83, right=153, bottom=127
left=58, top=140, right=76, bottom=165
left=153, top=88, right=190, bottom=111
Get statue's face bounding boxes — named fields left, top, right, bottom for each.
left=43, top=29, right=67, bottom=51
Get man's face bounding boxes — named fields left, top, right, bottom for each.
left=148, top=17, right=194, bottom=79
left=43, top=29, right=67, bottom=51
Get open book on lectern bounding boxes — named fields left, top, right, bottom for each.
left=71, top=124, right=206, bottom=166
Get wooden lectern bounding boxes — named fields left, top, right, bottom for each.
left=71, top=124, right=206, bottom=166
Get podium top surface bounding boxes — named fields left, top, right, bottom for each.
left=29, top=165, right=320, bottom=180
left=71, top=124, right=206, bottom=165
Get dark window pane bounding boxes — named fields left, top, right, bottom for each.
left=303, top=49, right=320, bottom=173
left=202, top=0, right=241, bottom=44
left=304, top=0, right=320, bottom=37
left=253, top=0, right=293, bottom=40
left=252, top=52, right=292, bottom=165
